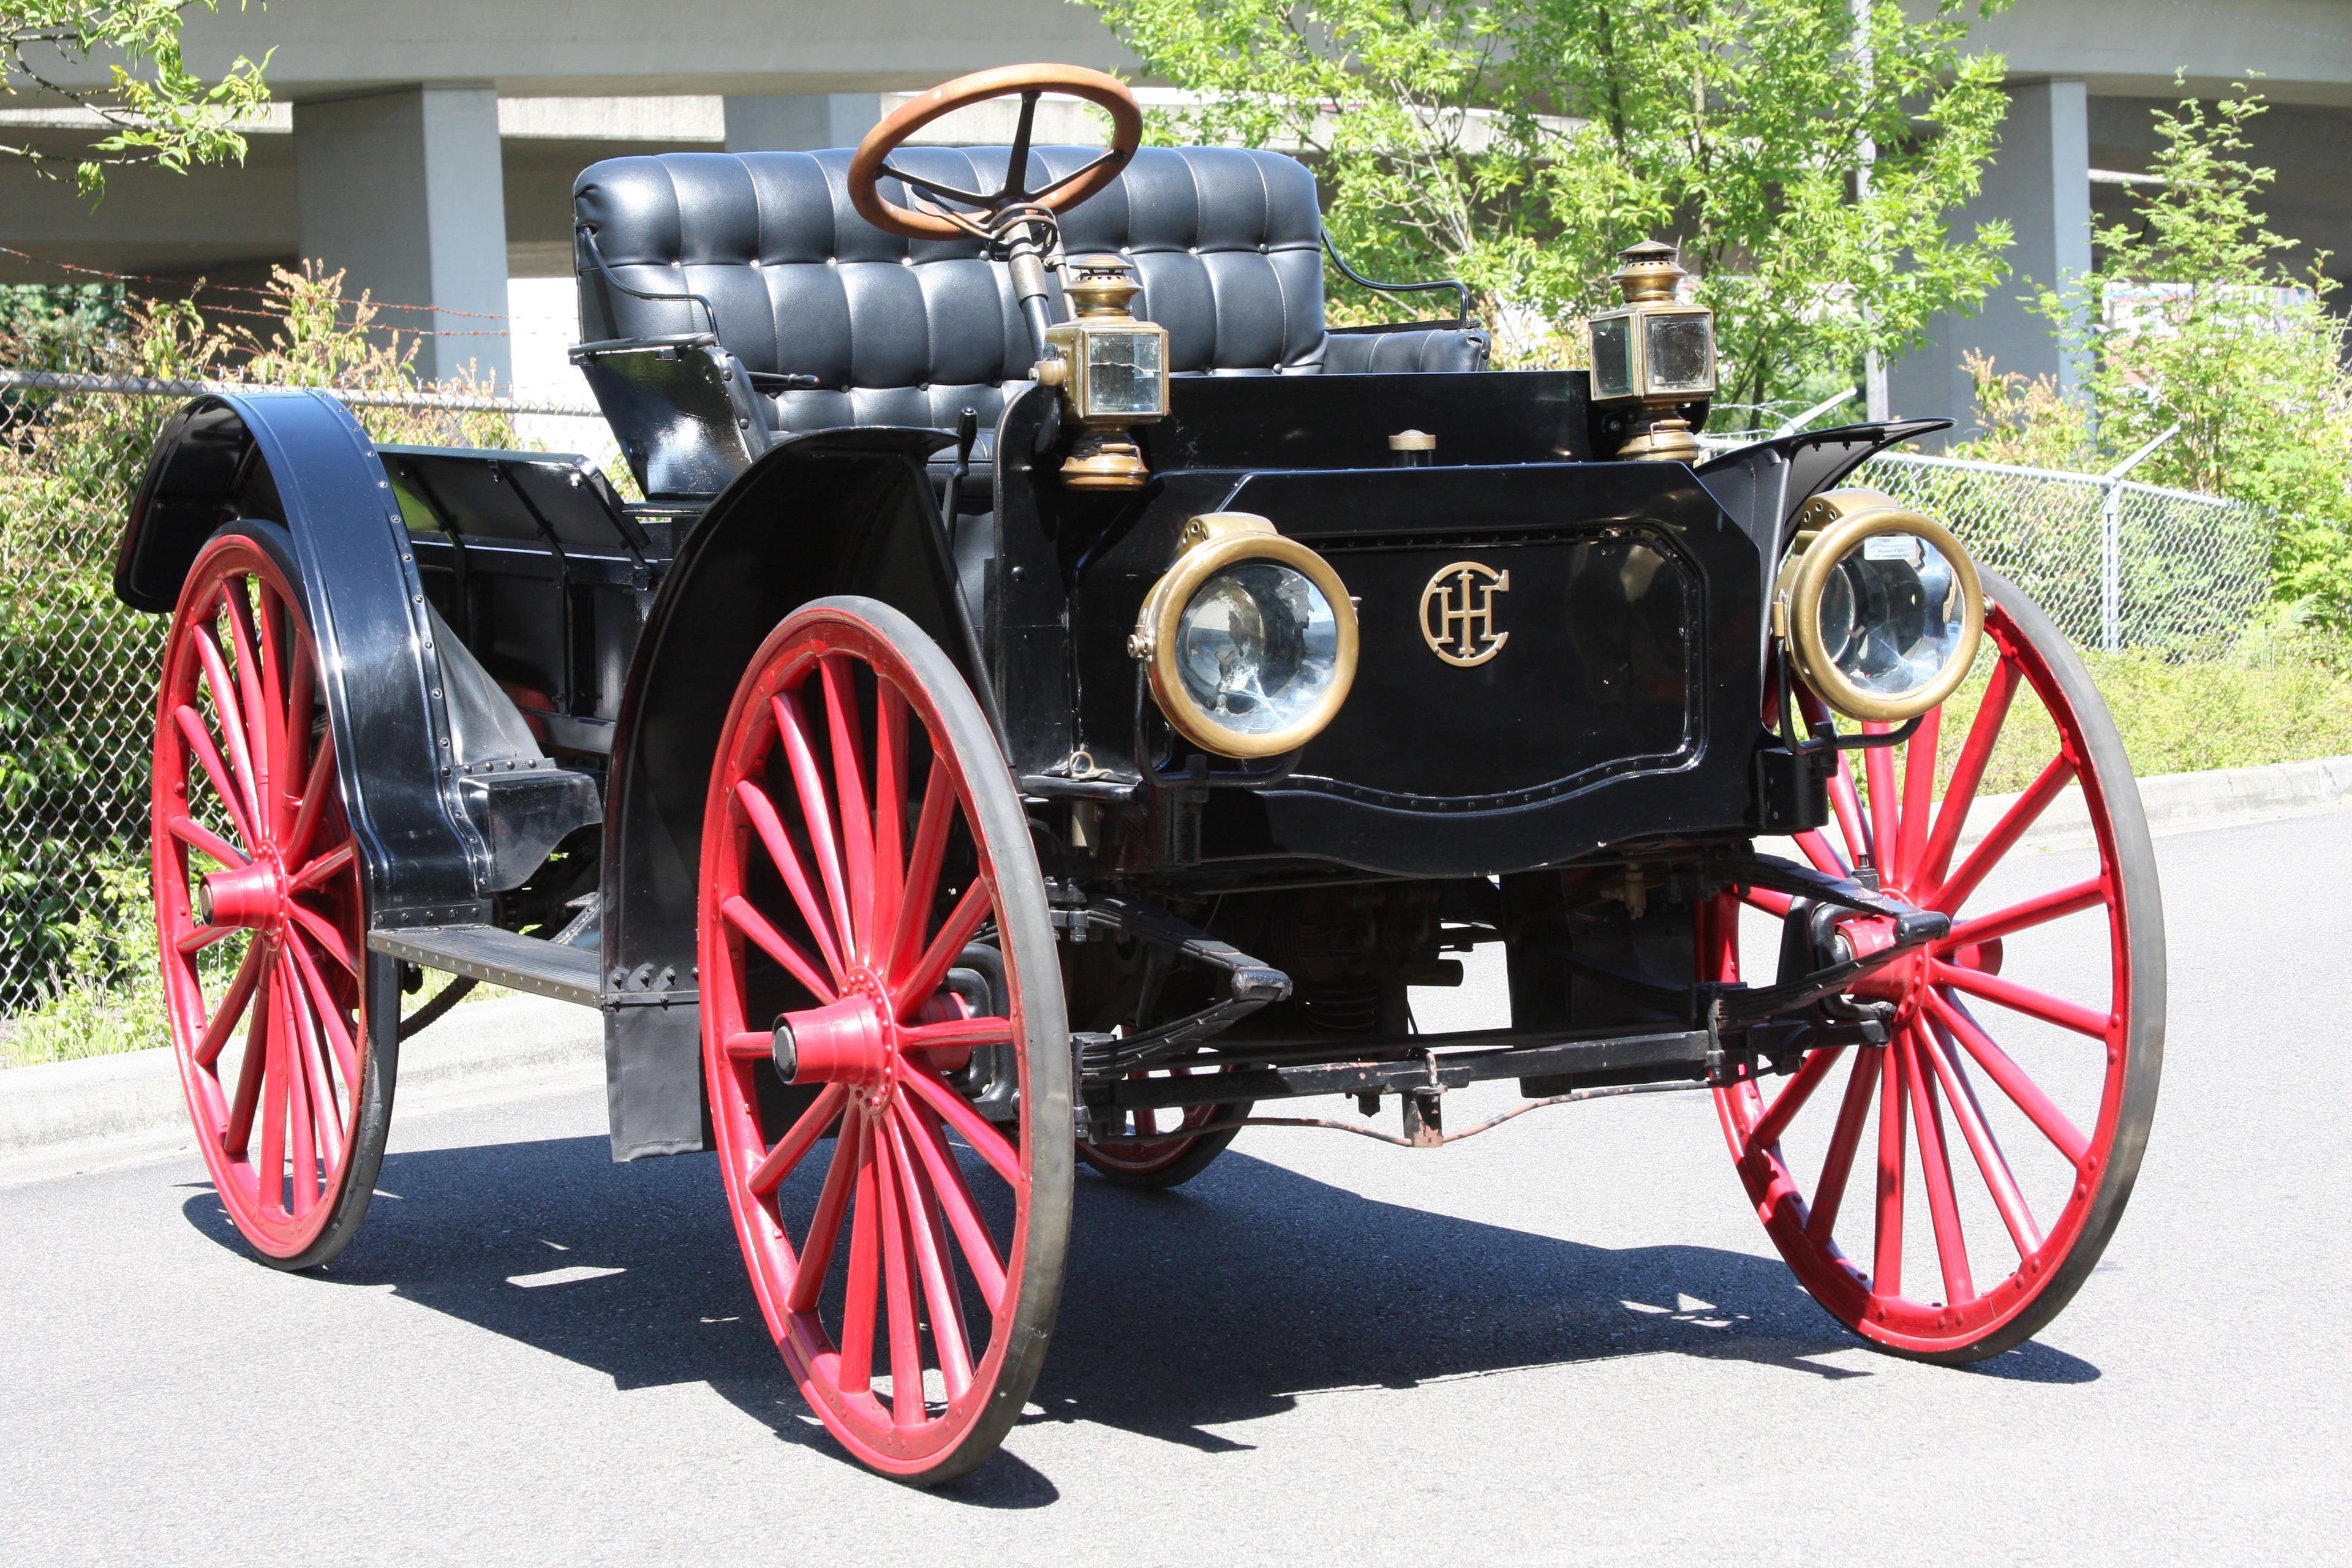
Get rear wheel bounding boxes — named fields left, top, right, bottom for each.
left=1078, top=1066, right=1248, bottom=1188
left=152, top=525, right=396, bottom=1270
left=1715, top=570, right=2163, bottom=1359
left=699, top=597, right=1071, bottom=1485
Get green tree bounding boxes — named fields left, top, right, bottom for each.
left=2, top=2, right=268, bottom=194
left=1975, top=83, right=2352, bottom=625
left=1081, top=0, right=2014, bottom=420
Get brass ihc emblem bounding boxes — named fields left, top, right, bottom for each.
left=1419, top=560, right=1511, bottom=666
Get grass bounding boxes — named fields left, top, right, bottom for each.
left=1929, top=623, right=2352, bottom=796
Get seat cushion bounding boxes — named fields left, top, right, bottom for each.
left=574, top=145, right=1333, bottom=440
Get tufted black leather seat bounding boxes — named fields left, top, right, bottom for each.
left=572, top=143, right=1486, bottom=457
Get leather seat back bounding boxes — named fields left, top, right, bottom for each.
left=573, top=145, right=1332, bottom=439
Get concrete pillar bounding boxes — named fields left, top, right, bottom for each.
left=293, top=85, right=511, bottom=386
left=723, top=93, right=883, bottom=153
left=1889, top=78, right=2092, bottom=442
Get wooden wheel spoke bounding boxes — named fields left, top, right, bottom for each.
left=1873, top=1036, right=1907, bottom=1297
left=869, top=1110, right=928, bottom=1426
left=1744, top=1046, right=1845, bottom=1158
left=734, top=779, right=845, bottom=982
left=1941, top=878, right=2106, bottom=950
left=720, top=894, right=837, bottom=1003
left=902, top=1065, right=1023, bottom=1188
left=1932, top=753, right=2076, bottom=915
left=220, top=582, right=274, bottom=801
left=1792, top=829, right=1847, bottom=878
left=895, top=880, right=991, bottom=1017
left=1930, top=958, right=2110, bottom=1039
left=886, top=1108, right=974, bottom=1402
left=286, top=900, right=358, bottom=976
left=172, top=704, right=260, bottom=850
left=222, top=960, right=274, bottom=1155
left=195, top=942, right=266, bottom=1069
left=1920, top=1019, right=2043, bottom=1258
left=276, top=980, right=316, bottom=1219
left=191, top=622, right=263, bottom=825
left=1917, top=658, right=2019, bottom=892
left=1740, top=886, right=1793, bottom=918
left=749, top=1082, right=848, bottom=1199
left=902, top=1016, right=1016, bottom=1051
left=835, top=1123, right=884, bottom=1394
left=257, top=971, right=291, bottom=1216
left=785, top=1110, right=866, bottom=1314
left=167, top=811, right=248, bottom=871
left=870, top=684, right=908, bottom=958
left=281, top=731, right=337, bottom=868
left=177, top=923, right=235, bottom=956
left=1901, top=1028, right=1975, bottom=1306
left=1861, top=722, right=1899, bottom=877
left=1924, top=990, right=2091, bottom=1167
left=772, top=692, right=858, bottom=964
left=284, top=929, right=361, bottom=1091
left=891, top=763, right=956, bottom=981
left=279, top=623, right=315, bottom=839
left=288, top=839, right=355, bottom=893
left=902, top=1098, right=1008, bottom=1314
left=1895, top=707, right=1939, bottom=882
left=1804, top=1046, right=1880, bottom=1244
left=819, top=657, right=879, bottom=958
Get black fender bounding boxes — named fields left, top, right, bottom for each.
left=598, top=426, right=967, bottom=1160
left=1694, top=417, right=1953, bottom=688
left=115, top=391, right=491, bottom=926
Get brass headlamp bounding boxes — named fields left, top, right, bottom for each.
left=1129, top=513, right=1359, bottom=759
left=1588, top=239, right=1716, bottom=463
left=1773, top=489, right=1986, bottom=723
left=1038, top=253, right=1169, bottom=490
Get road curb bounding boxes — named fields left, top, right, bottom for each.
left=4, top=753, right=2348, bottom=1174
left=1959, top=751, right=2352, bottom=851
left=0, top=992, right=602, bottom=1183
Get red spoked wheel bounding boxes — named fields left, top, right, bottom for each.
left=1715, top=570, right=2162, bottom=1359
left=699, top=597, right=1072, bottom=1485
left=1078, top=1066, right=1249, bottom=1188
left=152, top=524, right=395, bottom=1270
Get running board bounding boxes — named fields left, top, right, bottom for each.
left=367, top=924, right=601, bottom=1008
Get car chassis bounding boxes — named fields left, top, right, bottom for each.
left=116, top=66, right=2163, bottom=1483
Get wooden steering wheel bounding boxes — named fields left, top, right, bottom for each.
left=848, top=64, right=1143, bottom=241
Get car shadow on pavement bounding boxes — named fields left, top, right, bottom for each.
left=180, top=1132, right=2095, bottom=1501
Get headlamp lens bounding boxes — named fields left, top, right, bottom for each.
left=1174, top=561, right=1342, bottom=738
left=1815, top=530, right=1970, bottom=701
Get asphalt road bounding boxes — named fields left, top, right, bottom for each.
left=4, top=810, right=2348, bottom=1567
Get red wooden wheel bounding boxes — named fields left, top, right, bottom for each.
left=1715, top=570, right=2163, bottom=1359
left=1078, top=1066, right=1248, bottom=1188
left=152, top=525, right=394, bottom=1269
left=699, top=597, right=1072, bottom=1484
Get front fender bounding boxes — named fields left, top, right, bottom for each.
left=116, top=391, right=488, bottom=925
left=598, top=426, right=963, bottom=1159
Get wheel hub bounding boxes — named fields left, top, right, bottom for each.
left=198, top=857, right=288, bottom=930
left=775, top=970, right=903, bottom=1098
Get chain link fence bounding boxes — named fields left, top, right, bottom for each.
left=0, top=400, right=2279, bottom=1021
left=1856, top=450, right=2274, bottom=655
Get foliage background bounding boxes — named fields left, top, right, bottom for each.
left=1084, top=0, right=2015, bottom=420
left=0, top=271, right=514, bottom=1061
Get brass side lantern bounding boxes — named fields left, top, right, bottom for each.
left=1587, top=239, right=1716, bottom=463
left=1039, top=253, right=1169, bottom=490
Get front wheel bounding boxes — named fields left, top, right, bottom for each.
left=698, top=597, right=1072, bottom=1485
left=1715, top=569, right=2163, bottom=1360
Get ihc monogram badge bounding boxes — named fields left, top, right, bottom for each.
left=1419, top=560, right=1511, bottom=666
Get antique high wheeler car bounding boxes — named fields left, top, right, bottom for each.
left=118, top=65, right=2162, bottom=1482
